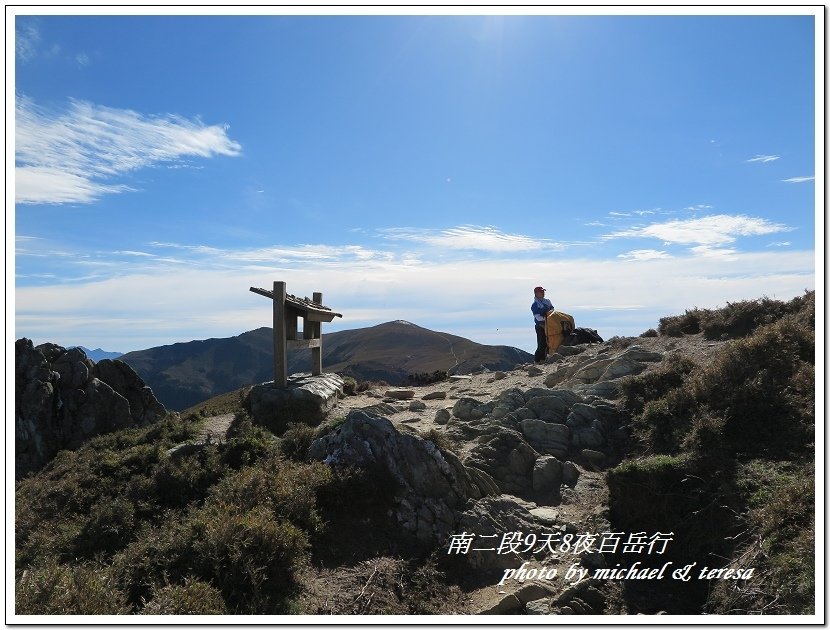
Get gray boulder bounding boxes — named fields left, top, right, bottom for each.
left=465, top=428, right=540, bottom=495
left=309, top=411, right=495, bottom=543
left=246, top=372, right=343, bottom=432
left=454, top=495, right=543, bottom=569
left=93, top=359, right=166, bottom=425
left=452, top=397, right=494, bottom=421
left=532, top=455, right=563, bottom=503
left=520, top=419, right=570, bottom=459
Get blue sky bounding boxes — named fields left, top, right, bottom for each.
left=11, top=9, right=821, bottom=354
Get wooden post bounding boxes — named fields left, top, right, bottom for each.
left=311, top=291, right=322, bottom=375
left=273, top=281, right=287, bottom=388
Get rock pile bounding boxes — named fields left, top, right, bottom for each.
left=15, top=339, right=167, bottom=479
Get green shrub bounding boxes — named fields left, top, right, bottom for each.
left=658, top=309, right=704, bottom=336
left=700, top=296, right=790, bottom=340
left=110, top=515, right=200, bottom=607
left=407, top=370, right=448, bottom=386
left=685, top=317, right=814, bottom=458
left=631, top=387, right=697, bottom=455
left=341, top=376, right=358, bottom=395
left=209, top=457, right=331, bottom=534
left=16, top=560, right=130, bottom=615
left=190, top=504, right=309, bottom=614
left=141, top=579, right=227, bottom=614
left=708, top=465, right=814, bottom=614
left=655, top=291, right=815, bottom=341
left=279, top=422, right=318, bottom=462
left=419, top=428, right=458, bottom=455
left=628, top=314, right=813, bottom=459
left=150, top=445, right=223, bottom=508
left=73, top=497, right=137, bottom=559
left=220, top=415, right=281, bottom=469
left=620, top=354, right=698, bottom=417
left=16, top=515, right=85, bottom=568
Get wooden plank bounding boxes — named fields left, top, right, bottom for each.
left=249, top=286, right=273, bottom=299
left=251, top=286, right=342, bottom=318
left=287, top=338, right=322, bottom=350
left=304, top=311, right=339, bottom=323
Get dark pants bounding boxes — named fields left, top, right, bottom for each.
left=534, top=325, right=547, bottom=362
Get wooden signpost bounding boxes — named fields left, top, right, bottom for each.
left=250, top=281, right=342, bottom=388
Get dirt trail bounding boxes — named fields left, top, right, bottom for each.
left=193, top=412, right=236, bottom=442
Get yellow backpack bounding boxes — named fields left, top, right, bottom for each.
left=545, top=311, right=576, bottom=354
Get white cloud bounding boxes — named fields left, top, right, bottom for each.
left=603, top=214, right=793, bottom=247
left=683, top=204, right=713, bottom=211
left=14, top=246, right=815, bottom=354
left=378, top=225, right=564, bottom=253
left=16, top=23, right=41, bottom=62
left=747, top=154, right=780, bottom=163
left=782, top=176, right=815, bottom=184
left=689, top=245, right=739, bottom=260
left=617, top=249, right=672, bottom=261
left=15, top=95, right=242, bottom=204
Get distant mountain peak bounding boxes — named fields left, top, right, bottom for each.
left=389, top=320, right=416, bottom=326
left=72, top=346, right=124, bottom=362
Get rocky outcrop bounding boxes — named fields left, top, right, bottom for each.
left=93, top=359, right=167, bottom=424
left=454, top=495, right=547, bottom=569
left=444, top=385, right=624, bottom=473
left=15, top=339, right=167, bottom=479
left=309, top=410, right=497, bottom=543
left=544, top=344, right=663, bottom=389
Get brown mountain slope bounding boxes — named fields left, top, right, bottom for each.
left=120, top=321, right=532, bottom=411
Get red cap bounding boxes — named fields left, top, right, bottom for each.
left=534, top=286, right=546, bottom=292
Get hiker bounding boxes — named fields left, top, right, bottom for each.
left=531, top=286, right=554, bottom=363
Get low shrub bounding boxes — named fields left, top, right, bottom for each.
left=700, top=296, right=789, bottom=340
left=341, top=376, right=358, bottom=395
left=279, top=422, right=318, bottom=462
left=141, top=579, right=227, bottom=614
left=708, top=464, right=814, bottom=614
left=190, top=504, right=309, bottom=614
left=655, top=291, right=814, bottom=341
left=419, top=428, right=458, bottom=455
left=220, top=414, right=281, bottom=469
left=73, top=497, right=137, bottom=559
left=209, top=457, right=332, bottom=534
left=16, top=560, right=130, bottom=615
left=110, top=514, right=199, bottom=607
left=150, top=445, right=223, bottom=509
left=620, top=354, right=698, bottom=417
left=639, top=328, right=659, bottom=338
left=631, top=387, right=697, bottom=455
left=407, top=370, right=448, bottom=386
left=658, top=309, right=703, bottom=337
left=684, top=317, right=814, bottom=458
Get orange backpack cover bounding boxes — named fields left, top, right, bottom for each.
left=545, top=311, right=576, bottom=354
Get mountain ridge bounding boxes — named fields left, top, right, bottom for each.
left=72, top=346, right=124, bottom=362
left=119, top=321, right=533, bottom=411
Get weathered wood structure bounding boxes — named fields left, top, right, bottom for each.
left=250, top=281, right=342, bottom=388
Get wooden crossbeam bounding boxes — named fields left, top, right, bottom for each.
left=249, top=286, right=342, bottom=322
